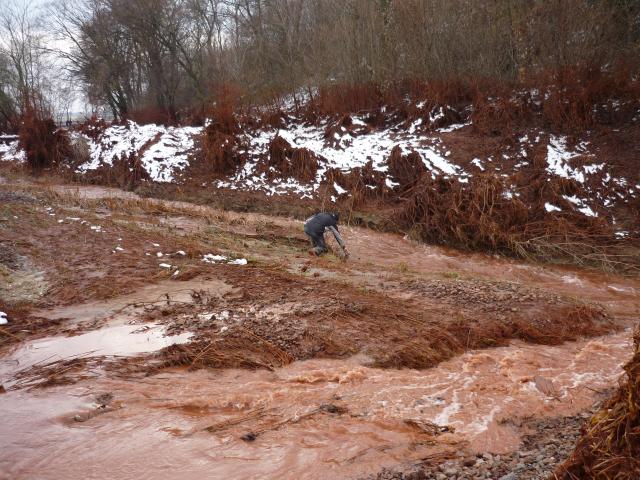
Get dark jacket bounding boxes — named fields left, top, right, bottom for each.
left=304, top=212, right=345, bottom=247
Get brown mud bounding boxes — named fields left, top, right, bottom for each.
left=0, top=179, right=639, bottom=479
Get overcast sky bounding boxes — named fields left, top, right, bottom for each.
left=2, top=0, right=91, bottom=118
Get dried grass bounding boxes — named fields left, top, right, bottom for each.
left=387, top=146, right=426, bottom=191
left=127, top=106, right=176, bottom=125
left=199, top=127, right=239, bottom=175
left=538, top=64, right=640, bottom=133
left=393, top=170, right=639, bottom=273
left=75, top=116, right=108, bottom=141
left=156, top=327, right=293, bottom=371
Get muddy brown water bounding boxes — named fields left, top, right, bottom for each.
left=1, top=182, right=638, bottom=479
left=0, top=331, right=632, bottom=479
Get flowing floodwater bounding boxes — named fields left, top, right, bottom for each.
left=0, top=328, right=633, bottom=479
left=1, top=182, right=638, bottom=479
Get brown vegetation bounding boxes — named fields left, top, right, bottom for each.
left=392, top=169, right=639, bottom=273
left=18, top=111, right=70, bottom=172
left=387, top=146, right=426, bottom=192
left=199, top=128, right=239, bottom=176
left=39, top=0, right=638, bottom=121
left=263, top=135, right=319, bottom=183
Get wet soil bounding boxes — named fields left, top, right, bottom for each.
left=0, top=179, right=639, bottom=479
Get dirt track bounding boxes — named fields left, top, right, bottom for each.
left=1, top=179, right=639, bottom=479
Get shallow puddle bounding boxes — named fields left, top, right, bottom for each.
left=8, top=324, right=191, bottom=369
left=0, top=324, right=192, bottom=389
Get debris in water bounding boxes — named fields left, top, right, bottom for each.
left=95, top=392, right=114, bottom=407
left=319, top=403, right=347, bottom=414
left=240, top=432, right=258, bottom=442
left=534, top=375, right=560, bottom=399
left=405, top=419, right=454, bottom=435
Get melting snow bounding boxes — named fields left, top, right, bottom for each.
left=0, top=140, right=26, bottom=162
left=471, top=158, right=484, bottom=171
left=546, top=136, right=596, bottom=184
left=562, top=195, right=598, bottom=217
left=437, top=122, right=470, bottom=133
left=77, top=121, right=202, bottom=182
left=545, top=203, right=561, bottom=213
left=228, top=258, right=248, bottom=265
left=202, top=254, right=247, bottom=265
left=203, top=254, right=227, bottom=263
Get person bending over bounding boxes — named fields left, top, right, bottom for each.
left=303, top=212, right=349, bottom=257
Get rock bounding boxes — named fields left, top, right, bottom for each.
left=240, top=432, right=258, bottom=442
left=463, top=458, right=476, bottom=467
left=498, top=473, right=517, bottom=480
left=95, top=392, right=114, bottom=407
left=319, top=403, right=346, bottom=414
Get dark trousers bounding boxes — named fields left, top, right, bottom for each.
left=305, top=229, right=327, bottom=254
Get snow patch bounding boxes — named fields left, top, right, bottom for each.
left=545, top=203, right=561, bottom=212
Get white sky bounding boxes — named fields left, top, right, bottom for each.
left=2, top=0, right=90, bottom=119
